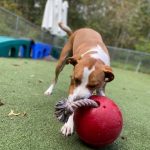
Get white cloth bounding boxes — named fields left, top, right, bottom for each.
left=42, top=0, right=53, bottom=30
left=41, top=0, right=69, bottom=36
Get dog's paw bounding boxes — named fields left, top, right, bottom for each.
left=44, top=84, right=54, bottom=96
left=44, top=90, right=52, bottom=96
left=61, top=123, right=74, bottom=136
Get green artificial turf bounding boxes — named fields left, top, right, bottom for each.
left=0, top=58, right=150, bottom=150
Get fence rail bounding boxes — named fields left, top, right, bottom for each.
left=0, top=7, right=150, bottom=74
left=108, top=46, right=150, bottom=74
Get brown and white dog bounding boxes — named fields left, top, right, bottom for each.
left=44, top=23, right=114, bottom=136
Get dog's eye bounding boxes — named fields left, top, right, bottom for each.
left=87, top=84, right=98, bottom=89
left=88, top=85, right=95, bottom=89
left=75, top=78, right=81, bottom=85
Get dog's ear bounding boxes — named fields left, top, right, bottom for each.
left=66, top=57, right=78, bottom=66
left=103, top=66, right=114, bottom=82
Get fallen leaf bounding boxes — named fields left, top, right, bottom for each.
left=22, top=112, right=27, bottom=117
left=0, top=101, right=4, bottom=106
left=12, top=64, right=20, bottom=67
left=8, top=110, right=21, bottom=116
left=38, top=79, right=43, bottom=83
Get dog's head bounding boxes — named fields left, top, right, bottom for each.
left=67, top=57, right=114, bottom=101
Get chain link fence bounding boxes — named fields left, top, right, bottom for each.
left=0, top=7, right=66, bottom=47
left=0, top=7, right=150, bottom=74
left=108, top=46, right=150, bottom=74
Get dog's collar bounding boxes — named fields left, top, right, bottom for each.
left=79, top=49, right=97, bottom=59
left=79, top=45, right=110, bottom=66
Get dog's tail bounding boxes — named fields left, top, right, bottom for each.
left=58, top=22, right=72, bottom=36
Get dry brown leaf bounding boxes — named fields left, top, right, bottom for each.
left=12, top=64, right=20, bottom=67
left=38, top=79, right=43, bottom=83
left=22, top=112, right=27, bottom=117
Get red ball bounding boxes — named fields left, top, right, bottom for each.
left=74, top=95, right=123, bottom=148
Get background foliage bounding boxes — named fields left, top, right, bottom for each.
left=0, top=0, right=150, bottom=53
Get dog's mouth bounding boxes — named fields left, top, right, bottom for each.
left=72, top=91, right=94, bottom=101
left=73, top=95, right=91, bottom=101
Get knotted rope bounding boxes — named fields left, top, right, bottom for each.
left=55, top=98, right=99, bottom=123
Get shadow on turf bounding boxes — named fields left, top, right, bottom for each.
left=76, top=136, right=120, bottom=150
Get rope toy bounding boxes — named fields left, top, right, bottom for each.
left=55, top=98, right=99, bottom=123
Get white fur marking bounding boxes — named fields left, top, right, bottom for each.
left=90, top=45, right=110, bottom=66
left=61, top=113, right=74, bottom=136
left=44, top=84, right=54, bottom=95
left=68, top=67, right=95, bottom=102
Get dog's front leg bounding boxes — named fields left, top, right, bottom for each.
left=61, top=113, right=74, bottom=136
left=44, top=40, right=72, bottom=96
left=44, top=60, right=66, bottom=96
